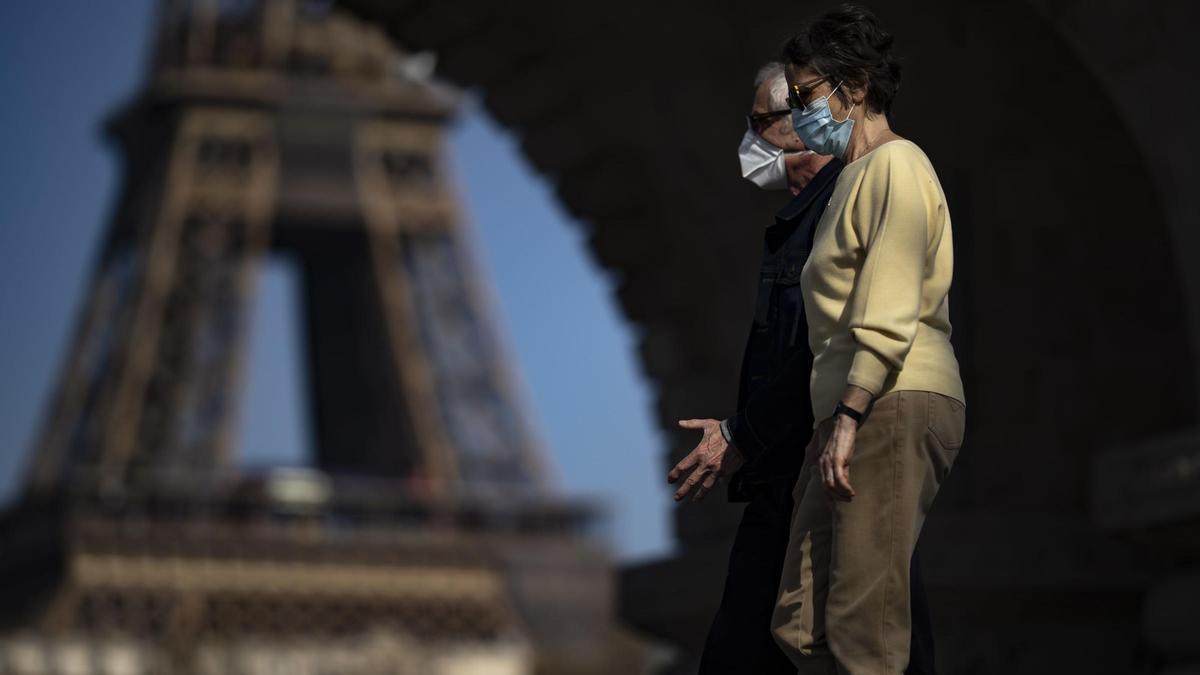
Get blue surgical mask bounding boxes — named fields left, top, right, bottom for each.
left=790, top=80, right=856, bottom=158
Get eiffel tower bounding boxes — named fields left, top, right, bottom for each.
left=0, top=2, right=643, bottom=673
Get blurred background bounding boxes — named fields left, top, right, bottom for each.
left=1, top=1, right=1198, bottom=674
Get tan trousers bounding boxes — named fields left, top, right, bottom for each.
left=770, top=390, right=965, bottom=675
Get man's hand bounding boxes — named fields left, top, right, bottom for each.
left=668, top=419, right=745, bottom=502
left=785, top=150, right=832, bottom=194
left=819, top=414, right=858, bottom=501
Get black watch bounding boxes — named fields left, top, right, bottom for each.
left=833, top=401, right=864, bottom=427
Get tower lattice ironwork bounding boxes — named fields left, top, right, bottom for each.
left=0, top=2, right=645, bottom=673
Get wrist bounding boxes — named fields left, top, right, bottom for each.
left=723, top=415, right=761, bottom=464
left=720, top=418, right=744, bottom=456
left=833, top=401, right=864, bottom=428
left=839, top=384, right=873, bottom=413
left=719, top=418, right=735, bottom=445
left=833, top=414, right=858, bottom=432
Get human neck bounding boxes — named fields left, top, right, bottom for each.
left=842, top=112, right=895, bottom=165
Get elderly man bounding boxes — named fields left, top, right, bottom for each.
left=667, top=63, right=937, bottom=675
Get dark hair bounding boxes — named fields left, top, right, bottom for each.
left=779, top=4, right=902, bottom=116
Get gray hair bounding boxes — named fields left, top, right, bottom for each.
left=754, top=61, right=789, bottom=111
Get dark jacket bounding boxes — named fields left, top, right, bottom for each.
left=726, top=158, right=844, bottom=502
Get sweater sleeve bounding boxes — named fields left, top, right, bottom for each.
left=844, top=144, right=936, bottom=394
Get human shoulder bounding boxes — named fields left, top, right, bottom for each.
left=849, top=139, right=941, bottom=241
left=855, top=139, right=938, bottom=192
left=858, top=138, right=927, bottom=170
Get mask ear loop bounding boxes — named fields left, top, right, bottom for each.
left=827, top=80, right=856, bottom=123
left=797, top=76, right=836, bottom=113
left=805, top=79, right=844, bottom=110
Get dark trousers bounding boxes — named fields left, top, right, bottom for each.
left=698, top=477, right=937, bottom=674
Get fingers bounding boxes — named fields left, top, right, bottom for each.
left=820, top=435, right=837, bottom=489
left=806, top=421, right=862, bottom=502
left=821, top=458, right=851, bottom=501
left=669, top=419, right=711, bottom=483
left=667, top=448, right=700, bottom=484
left=692, top=472, right=719, bottom=502
left=820, top=429, right=849, bottom=499
left=674, top=464, right=707, bottom=501
left=671, top=419, right=720, bottom=488
left=670, top=419, right=727, bottom=502
left=820, top=453, right=836, bottom=492
left=833, top=459, right=855, bottom=500
left=674, top=460, right=728, bottom=502
left=820, top=430, right=856, bottom=501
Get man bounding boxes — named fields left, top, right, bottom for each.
left=667, top=63, right=937, bottom=675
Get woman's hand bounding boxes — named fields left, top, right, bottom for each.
left=820, top=414, right=858, bottom=500
left=820, top=385, right=873, bottom=500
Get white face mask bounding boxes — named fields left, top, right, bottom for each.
left=738, top=125, right=811, bottom=191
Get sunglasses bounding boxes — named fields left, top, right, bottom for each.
left=787, top=75, right=831, bottom=110
left=746, top=109, right=792, bottom=133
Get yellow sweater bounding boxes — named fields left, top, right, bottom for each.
left=801, top=139, right=965, bottom=427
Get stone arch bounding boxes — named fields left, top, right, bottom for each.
left=339, top=0, right=1196, bottom=670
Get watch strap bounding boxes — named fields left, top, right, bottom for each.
left=833, top=401, right=864, bottom=426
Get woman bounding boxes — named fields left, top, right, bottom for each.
left=768, top=5, right=967, bottom=674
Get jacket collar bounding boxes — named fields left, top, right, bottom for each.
left=774, top=157, right=845, bottom=225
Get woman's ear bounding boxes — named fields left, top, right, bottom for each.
left=832, top=84, right=863, bottom=116
left=848, top=81, right=869, bottom=108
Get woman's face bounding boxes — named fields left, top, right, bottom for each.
left=785, top=63, right=861, bottom=122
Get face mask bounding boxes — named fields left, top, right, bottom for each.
left=738, top=126, right=802, bottom=191
left=790, top=80, right=856, bottom=158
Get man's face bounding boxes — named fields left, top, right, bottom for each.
left=752, top=71, right=834, bottom=193
left=751, top=78, right=804, bottom=152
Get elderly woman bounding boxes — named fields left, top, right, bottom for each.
left=768, top=5, right=967, bottom=674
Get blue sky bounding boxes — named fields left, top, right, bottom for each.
left=0, top=2, right=671, bottom=562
